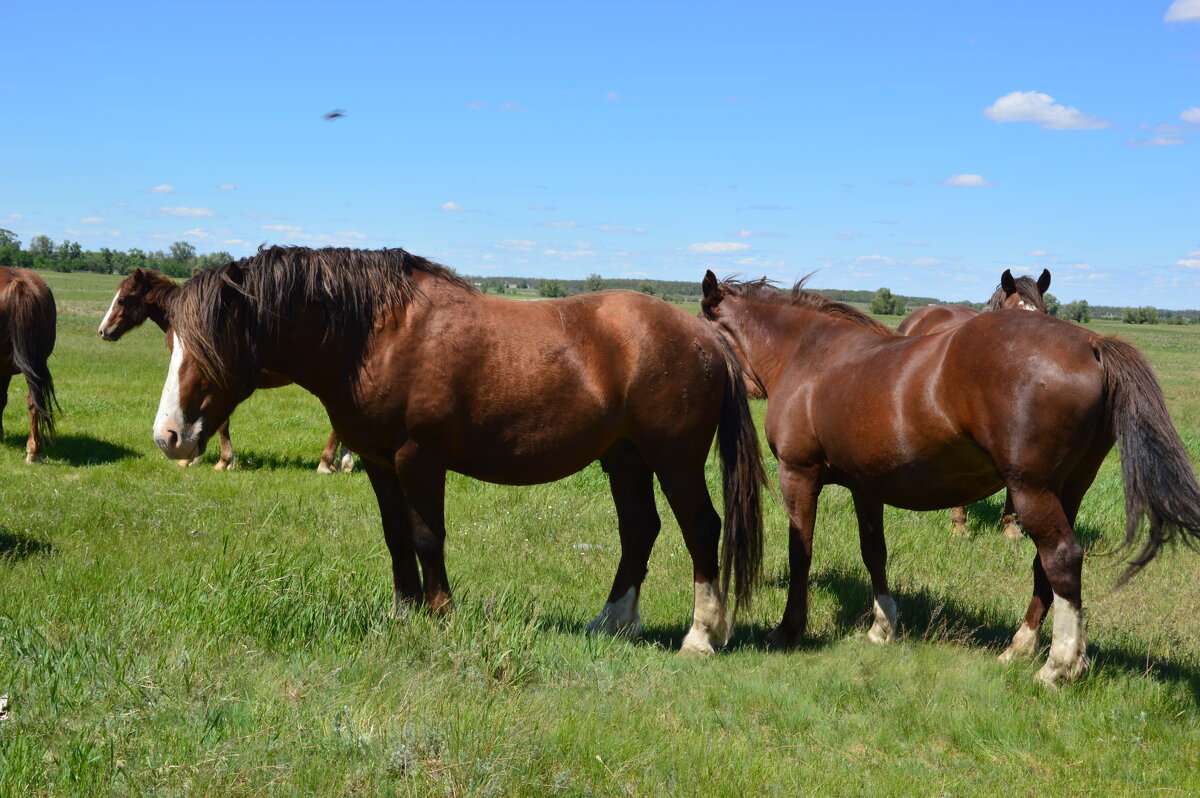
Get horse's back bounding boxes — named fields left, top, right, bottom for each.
left=896, top=304, right=979, bottom=336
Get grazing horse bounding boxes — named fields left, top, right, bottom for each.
left=701, top=271, right=1200, bottom=685
left=98, top=268, right=352, bottom=472
left=151, top=246, right=764, bottom=653
left=0, top=267, right=57, bottom=463
left=896, top=268, right=1052, bottom=537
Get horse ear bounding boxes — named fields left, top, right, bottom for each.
left=1001, top=269, right=1016, bottom=296
left=1037, top=268, right=1051, bottom=295
left=701, top=270, right=723, bottom=317
left=132, top=267, right=146, bottom=282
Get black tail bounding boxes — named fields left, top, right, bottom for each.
left=4, top=277, right=58, bottom=443
left=1096, top=337, right=1200, bottom=581
left=713, top=331, right=766, bottom=606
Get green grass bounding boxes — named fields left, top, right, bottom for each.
left=2, top=270, right=1199, bottom=796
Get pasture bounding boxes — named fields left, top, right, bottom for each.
left=2, top=270, right=1199, bottom=796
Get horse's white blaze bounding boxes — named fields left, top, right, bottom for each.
left=867, top=593, right=898, bottom=643
left=153, top=334, right=202, bottom=457
left=1017, top=300, right=1038, bottom=311
left=680, top=580, right=732, bottom=654
left=1037, top=592, right=1088, bottom=685
left=98, top=292, right=119, bottom=334
left=586, top=586, right=641, bottom=638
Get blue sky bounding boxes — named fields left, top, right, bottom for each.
left=4, top=1, right=1199, bottom=307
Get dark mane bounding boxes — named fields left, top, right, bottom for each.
left=172, top=245, right=476, bottom=386
left=986, top=274, right=1047, bottom=313
left=131, top=269, right=181, bottom=307
left=720, top=275, right=896, bottom=336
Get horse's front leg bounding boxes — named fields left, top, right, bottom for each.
left=397, top=461, right=453, bottom=615
left=767, top=463, right=822, bottom=647
left=24, top=389, right=43, bottom=464
left=212, top=418, right=235, bottom=470
left=851, top=492, right=897, bottom=643
left=361, top=460, right=423, bottom=614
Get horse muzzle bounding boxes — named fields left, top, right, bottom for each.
left=153, top=419, right=207, bottom=460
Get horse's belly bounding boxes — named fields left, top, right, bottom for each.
left=827, top=442, right=1003, bottom=511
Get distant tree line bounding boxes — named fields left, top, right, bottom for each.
left=0, top=230, right=231, bottom=278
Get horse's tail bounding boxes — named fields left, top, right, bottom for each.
left=3, top=275, right=58, bottom=442
left=714, top=331, right=766, bottom=606
left=1096, top=336, right=1200, bottom=581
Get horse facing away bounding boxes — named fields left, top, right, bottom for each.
left=98, top=267, right=352, bottom=472
left=0, top=267, right=57, bottom=463
left=896, top=268, right=1052, bottom=537
left=701, top=271, right=1200, bottom=686
left=151, top=246, right=764, bottom=654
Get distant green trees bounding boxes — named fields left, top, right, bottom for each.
left=870, top=287, right=903, bottom=315
left=1043, top=292, right=1060, bottom=317
left=583, top=273, right=605, bottom=293
left=1061, top=300, right=1091, bottom=323
left=0, top=229, right=230, bottom=277
left=1123, top=306, right=1160, bottom=325
left=538, top=279, right=565, bottom=298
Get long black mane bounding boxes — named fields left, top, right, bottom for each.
left=171, top=245, right=475, bottom=386
left=719, top=275, right=896, bottom=336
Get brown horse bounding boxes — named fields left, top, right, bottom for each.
left=98, top=267, right=352, bottom=472
left=701, top=271, right=1200, bottom=685
left=1, top=267, right=57, bottom=463
left=151, top=246, right=764, bottom=653
left=896, top=268, right=1052, bottom=537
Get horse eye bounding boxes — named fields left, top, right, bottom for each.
left=117, top=297, right=126, bottom=305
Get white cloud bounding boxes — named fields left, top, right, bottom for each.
left=1182, top=107, right=1200, bottom=124
left=158, top=206, right=216, bottom=217
left=528, top=204, right=555, bottom=211
left=835, top=231, right=862, bottom=240
left=597, top=224, right=646, bottom=234
left=939, top=174, right=994, bottom=187
left=261, top=224, right=302, bottom=232
left=1127, top=134, right=1188, bottom=147
left=543, top=248, right=596, bottom=258
left=80, top=216, right=104, bottom=224
left=182, top=228, right=212, bottom=239
left=1178, top=251, right=1200, bottom=269
left=984, top=91, right=1110, bottom=130
left=687, top=242, right=750, bottom=254
left=217, top=183, right=236, bottom=190
left=1027, top=249, right=1049, bottom=256
left=468, top=102, right=486, bottom=110
left=500, top=101, right=526, bottom=112
left=440, top=201, right=464, bottom=212
left=541, top=220, right=579, bottom=229
left=495, top=239, right=537, bottom=251
left=336, top=230, right=367, bottom=240
left=1165, top=0, right=1200, bottom=22
left=223, top=239, right=255, bottom=247
left=144, top=184, right=175, bottom=194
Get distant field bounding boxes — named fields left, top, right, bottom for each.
left=1, top=270, right=1199, bottom=796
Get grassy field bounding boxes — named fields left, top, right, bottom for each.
left=2, top=271, right=1199, bottom=796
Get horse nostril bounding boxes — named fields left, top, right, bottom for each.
left=167, top=430, right=179, bottom=450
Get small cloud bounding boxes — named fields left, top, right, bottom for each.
left=336, top=230, right=367, bottom=240
left=541, top=220, right=579, bottom=229
left=855, top=254, right=896, bottom=265
left=80, top=216, right=104, bottom=224
left=440, top=201, right=465, bottom=212
left=496, top=239, right=537, bottom=251
left=1182, top=106, right=1200, bottom=124
left=687, top=242, right=751, bottom=254
left=1027, top=249, right=1049, bottom=256
left=1070, top=263, right=1094, bottom=270
left=528, top=204, right=556, bottom=211
left=223, top=239, right=256, bottom=247
left=468, top=102, right=487, bottom=110
left=907, top=258, right=940, bottom=267
left=500, top=101, right=526, bottom=112
left=835, top=231, right=862, bottom=240
left=158, top=206, right=216, bottom=217
left=596, top=224, right=646, bottom=234
left=1165, top=0, right=1200, bottom=23
left=143, top=184, right=175, bottom=194
left=984, top=91, right=1110, bottom=130
left=939, top=174, right=994, bottom=187
left=543, top=248, right=596, bottom=258
left=182, top=228, right=212, bottom=240
left=261, top=224, right=302, bottom=232
left=65, top=228, right=81, bottom=235
left=1127, top=134, right=1188, bottom=147
left=1177, top=251, right=1200, bottom=269
left=217, top=183, right=236, bottom=190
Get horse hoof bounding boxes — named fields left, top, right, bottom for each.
left=867, top=623, right=895, bottom=644
left=340, top=455, right=354, bottom=473
left=316, top=462, right=334, bottom=474
left=951, top=523, right=969, bottom=537
left=1036, top=655, right=1088, bottom=688
left=213, top=461, right=232, bottom=472
left=176, top=459, right=192, bottom=468
left=1003, top=523, right=1023, bottom=540
left=24, top=453, right=42, bottom=465
left=765, top=627, right=801, bottom=649
left=679, top=627, right=716, bottom=656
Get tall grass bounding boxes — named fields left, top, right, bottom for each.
left=1, top=271, right=1198, bottom=795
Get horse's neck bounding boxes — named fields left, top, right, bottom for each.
left=731, top=301, right=872, bottom=393
left=146, top=282, right=178, bottom=332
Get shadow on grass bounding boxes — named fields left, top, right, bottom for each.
left=2, top=432, right=138, bottom=466
left=0, top=526, right=55, bottom=561
left=212, top=450, right=354, bottom=473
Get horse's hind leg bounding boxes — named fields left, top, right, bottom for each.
left=587, top=452, right=660, bottom=639
left=1005, top=489, right=1087, bottom=686
left=768, top=463, right=821, bottom=647
left=212, top=419, right=234, bottom=470
left=852, top=492, right=897, bottom=643
left=658, top=466, right=731, bottom=655
left=396, top=460, right=453, bottom=614
left=24, top=389, right=43, bottom=464
left=950, top=505, right=968, bottom=537
left=1001, top=491, right=1022, bottom=539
